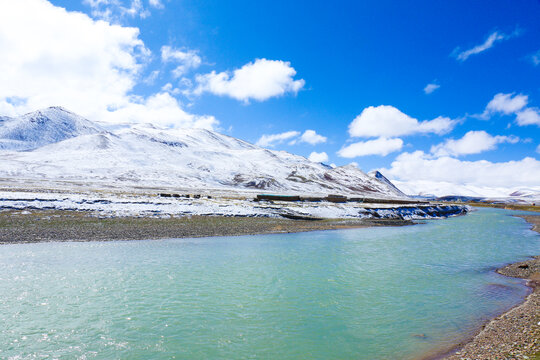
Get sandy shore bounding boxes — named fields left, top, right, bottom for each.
left=443, top=214, right=540, bottom=360
left=0, top=209, right=413, bottom=244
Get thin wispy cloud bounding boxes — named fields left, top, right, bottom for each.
left=337, top=137, right=403, bottom=158
left=424, top=83, right=440, bottom=94
left=83, top=0, right=151, bottom=22
left=255, top=131, right=300, bottom=147
left=530, top=50, right=540, bottom=66
left=149, top=0, right=164, bottom=9
left=453, top=30, right=519, bottom=62
left=161, top=46, right=202, bottom=78
left=256, top=129, right=327, bottom=147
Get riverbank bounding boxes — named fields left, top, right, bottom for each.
left=443, top=214, right=540, bottom=360
left=0, top=209, right=413, bottom=244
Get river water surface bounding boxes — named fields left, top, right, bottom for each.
left=0, top=208, right=538, bottom=359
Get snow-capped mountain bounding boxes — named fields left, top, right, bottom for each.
left=0, top=107, right=406, bottom=198
left=393, top=179, right=540, bottom=203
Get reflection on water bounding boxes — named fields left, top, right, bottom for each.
left=0, top=208, right=538, bottom=360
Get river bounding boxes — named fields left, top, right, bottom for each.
left=0, top=208, right=538, bottom=359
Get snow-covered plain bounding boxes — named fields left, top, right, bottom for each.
left=0, top=189, right=467, bottom=220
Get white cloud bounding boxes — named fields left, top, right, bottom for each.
left=102, top=92, right=218, bottom=129
left=161, top=46, right=201, bottom=78
left=348, top=105, right=455, bottom=138
left=424, top=83, right=440, bottom=94
left=148, top=0, right=164, bottom=9
left=256, top=131, right=300, bottom=147
left=382, top=151, right=540, bottom=191
left=454, top=31, right=508, bottom=61
left=485, top=93, right=528, bottom=115
left=481, top=93, right=540, bottom=127
left=194, top=59, right=305, bottom=102
left=84, top=0, right=150, bottom=22
left=516, top=108, right=540, bottom=126
left=337, top=137, right=403, bottom=158
left=0, top=0, right=217, bottom=129
left=308, top=151, right=329, bottom=163
left=431, top=130, right=519, bottom=157
left=300, top=130, right=327, bottom=145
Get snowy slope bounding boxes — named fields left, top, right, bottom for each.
left=0, top=108, right=406, bottom=198
left=0, top=107, right=103, bottom=151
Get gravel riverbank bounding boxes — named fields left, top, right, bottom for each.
left=443, top=215, right=540, bottom=360
left=0, top=209, right=412, bottom=244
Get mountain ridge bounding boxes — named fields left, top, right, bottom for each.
left=0, top=107, right=407, bottom=198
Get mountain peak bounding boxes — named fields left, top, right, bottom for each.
left=0, top=107, right=103, bottom=151
left=368, top=170, right=405, bottom=196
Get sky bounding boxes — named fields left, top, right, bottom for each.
left=0, top=0, right=539, bottom=195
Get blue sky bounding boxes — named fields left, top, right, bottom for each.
left=1, top=0, right=539, bottom=193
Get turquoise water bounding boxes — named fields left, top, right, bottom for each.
left=0, top=208, right=538, bottom=360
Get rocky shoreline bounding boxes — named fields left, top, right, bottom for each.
left=0, top=209, right=414, bottom=244
left=442, top=215, right=540, bottom=360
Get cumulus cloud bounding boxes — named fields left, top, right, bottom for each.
left=481, top=93, right=540, bottom=127
left=485, top=93, right=528, bottom=115
left=255, top=131, right=300, bottom=147
left=516, top=108, right=540, bottom=126
left=194, top=59, right=305, bottom=102
left=299, top=130, right=327, bottom=145
left=101, top=92, right=218, bottom=129
left=430, top=130, right=519, bottom=157
left=337, top=138, right=403, bottom=158
left=348, top=105, right=455, bottom=138
left=381, top=151, right=540, bottom=195
left=424, top=83, right=440, bottom=94
left=453, top=31, right=512, bottom=62
left=0, top=0, right=217, bottom=129
left=308, top=151, right=329, bottom=163
left=161, top=46, right=201, bottom=78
